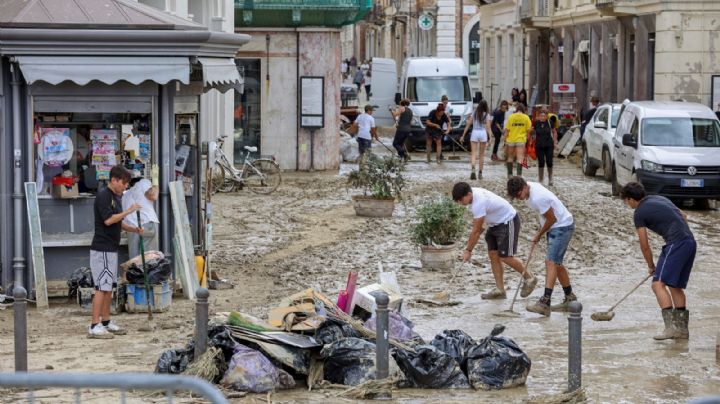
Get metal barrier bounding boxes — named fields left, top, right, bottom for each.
left=0, top=372, right=228, bottom=404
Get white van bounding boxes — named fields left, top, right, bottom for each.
left=611, top=101, right=720, bottom=202
left=370, top=57, right=480, bottom=150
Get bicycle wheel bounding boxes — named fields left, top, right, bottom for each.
left=242, top=159, right=282, bottom=194
left=211, top=163, right=234, bottom=193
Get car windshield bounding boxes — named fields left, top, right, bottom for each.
left=641, top=118, right=720, bottom=147
left=407, top=77, right=471, bottom=102
left=611, top=106, right=621, bottom=128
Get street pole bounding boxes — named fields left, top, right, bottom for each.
left=374, top=292, right=391, bottom=399
left=568, top=301, right=583, bottom=392
left=194, top=288, right=210, bottom=359
left=14, top=286, right=27, bottom=372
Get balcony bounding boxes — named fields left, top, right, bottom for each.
left=594, top=0, right=637, bottom=16
left=235, top=0, right=372, bottom=28
left=520, top=0, right=552, bottom=28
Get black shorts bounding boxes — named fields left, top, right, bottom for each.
left=485, top=214, right=520, bottom=257
left=357, top=137, right=372, bottom=154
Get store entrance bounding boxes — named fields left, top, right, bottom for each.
left=233, top=58, right=261, bottom=164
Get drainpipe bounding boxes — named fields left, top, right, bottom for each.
left=296, top=30, right=300, bottom=171
left=160, top=84, right=173, bottom=256
left=10, top=63, right=26, bottom=290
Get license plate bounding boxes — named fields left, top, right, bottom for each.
left=681, top=179, right=704, bottom=188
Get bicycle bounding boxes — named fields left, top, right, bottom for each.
left=210, top=136, right=282, bottom=194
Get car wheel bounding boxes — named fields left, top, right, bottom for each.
left=611, top=165, right=620, bottom=197
left=581, top=143, right=598, bottom=176
left=693, top=198, right=710, bottom=210
left=602, top=149, right=613, bottom=182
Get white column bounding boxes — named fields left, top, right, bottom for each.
left=436, top=0, right=457, bottom=57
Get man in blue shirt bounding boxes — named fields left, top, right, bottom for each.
left=620, top=182, right=696, bottom=340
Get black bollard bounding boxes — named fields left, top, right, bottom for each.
left=194, top=288, right=210, bottom=359
left=568, top=300, right=583, bottom=392
left=374, top=292, right=391, bottom=399
left=13, top=285, right=27, bottom=372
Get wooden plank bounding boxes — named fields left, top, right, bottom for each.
left=24, top=182, right=49, bottom=309
left=169, top=180, right=199, bottom=300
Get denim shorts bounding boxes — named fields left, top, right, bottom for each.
left=546, top=223, right=574, bottom=265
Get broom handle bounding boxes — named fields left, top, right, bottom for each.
left=609, top=273, right=653, bottom=311
left=447, top=261, right=468, bottom=286
left=508, top=242, right=536, bottom=311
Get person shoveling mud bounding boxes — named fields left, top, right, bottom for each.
left=619, top=182, right=696, bottom=340
left=452, top=182, right=538, bottom=300
left=506, top=177, right=579, bottom=316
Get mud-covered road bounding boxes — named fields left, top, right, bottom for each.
left=2, top=141, right=719, bottom=403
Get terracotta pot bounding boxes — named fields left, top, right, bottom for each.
left=420, top=243, right=457, bottom=270
left=352, top=195, right=395, bottom=217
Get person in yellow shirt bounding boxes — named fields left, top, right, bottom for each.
left=502, top=103, right=532, bottom=177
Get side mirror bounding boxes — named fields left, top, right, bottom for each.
left=622, top=133, right=637, bottom=148
left=394, top=92, right=401, bottom=105
left=595, top=121, right=607, bottom=130
left=473, top=91, right=483, bottom=103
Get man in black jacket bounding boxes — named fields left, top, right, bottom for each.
left=580, top=96, right=600, bottom=136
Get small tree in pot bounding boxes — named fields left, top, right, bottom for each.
left=347, top=154, right=405, bottom=217
left=412, top=196, right=466, bottom=270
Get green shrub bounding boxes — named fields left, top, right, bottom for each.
left=412, top=196, right=467, bottom=246
left=347, top=154, right=405, bottom=200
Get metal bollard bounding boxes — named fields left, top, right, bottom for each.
left=13, top=286, right=27, bottom=372
left=374, top=292, right=391, bottom=399
left=194, top=288, right=210, bottom=359
left=568, top=301, right=583, bottom=392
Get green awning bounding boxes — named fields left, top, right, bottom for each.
left=235, top=0, right=371, bottom=27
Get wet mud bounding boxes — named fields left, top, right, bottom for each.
left=1, top=142, right=719, bottom=403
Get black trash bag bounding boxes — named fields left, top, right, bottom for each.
left=67, top=266, right=93, bottom=297
left=126, top=258, right=172, bottom=284
left=315, top=317, right=361, bottom=345
left=466, top=324, right=531, bottom=390
left=392, top=344, right=470, bottom=389
left=320, top=337, right=377, bottom=386
left=155, top=342, right=195, bottom=374
left=430, top=330, right=476, bottom=370
left=208, top=325, right=238, bottom=361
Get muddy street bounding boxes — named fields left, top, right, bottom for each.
left=2, top=144, right=719, bottom=403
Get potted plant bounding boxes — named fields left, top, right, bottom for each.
left=412, top=196, right=466, bottom=270
left=347, top=154, right=405, bottom=217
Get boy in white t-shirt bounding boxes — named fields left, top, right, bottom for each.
left=452, top=182, right=538, bottom=300
left=351, top=104, right=378, bottom=168
left=507, top=176, right=578, bottom=316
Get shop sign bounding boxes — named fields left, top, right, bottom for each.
left=418, top=14, right=434, bottom=31
left=552, top=83, right=576, bottom=93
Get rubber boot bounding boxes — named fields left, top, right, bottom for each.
left=516, top=163, right=523, bottom=176
left=470, top=166, right=476, bottom=180
left=426, top=151, right=431, bottom=163
left=653, top=308, right=677, bottom=340
left=548, top=167, right=554, bottom=186
left=506, top=162, right=513, bottom=177
left=673, top=309, right=689, bottom=339
left=478, top=169, right=483, bottom=180
left=436, top=153, right=442, bottom=164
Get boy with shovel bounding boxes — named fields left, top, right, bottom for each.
left=452, top=182, right=538, bottom=300
left=620, top=182, right=695, bottom=340
left=506, top=177, right=578, bottom=316
left=88, top=165, right=143, bottom=339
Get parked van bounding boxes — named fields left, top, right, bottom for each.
left=370, top=57, right=480, bottom=150
left=611, top=101, right=720, bottom=202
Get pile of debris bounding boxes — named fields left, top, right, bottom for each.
left=156, top=285, right=532, bottom=397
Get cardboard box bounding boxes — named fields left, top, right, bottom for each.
left=350, top=283, right=403, bottom=315
left=52, top=183, right=78, bottom=198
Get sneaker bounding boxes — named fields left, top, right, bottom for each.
left=550, top=292, right=577, bottom=312
left=481, top=287, right=507, bottom=300
left=470, top=172, right=477, bottom=180
left=105, top=320, right=127, bottom=335
left=527, top=296, right=551, bottom=316
left=87, top=324, right=114, bottom=339
left=520, top=274, right=538, bottom=298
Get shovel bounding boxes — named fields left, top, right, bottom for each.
left=591, top=273, right=652, bottom=321
left=493, top=242, right=536, bottom=318
left=432, top=261, right=468, bottom=302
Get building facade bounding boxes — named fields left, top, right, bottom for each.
left=523, top=0, right=720, bottom=112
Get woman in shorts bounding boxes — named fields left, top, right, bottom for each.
left=461, top=100, right=492, bottom=180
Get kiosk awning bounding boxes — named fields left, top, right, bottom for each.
left=198, top=57, right=244, bottom=93
left=15, top=56, right=190, bottom=85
